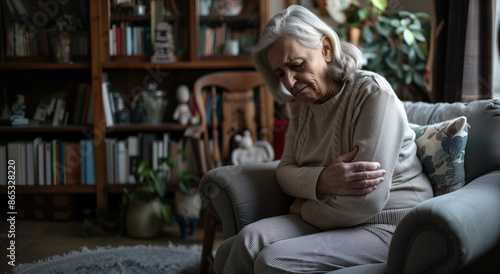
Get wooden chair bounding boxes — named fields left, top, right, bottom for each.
left=184, top=71, right=275, bottom=274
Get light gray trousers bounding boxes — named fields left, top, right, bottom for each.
left=223, top=214, right=393, bottom=274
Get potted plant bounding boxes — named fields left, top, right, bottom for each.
left=159, top=149, right=201, bottom=239
left=337, top=0, right=387, bottom=45
left=122, top=160, right=172, bottom=238
left=361, top=10, right=431, bottom=101
left=47, top=14, right=83, bottom=63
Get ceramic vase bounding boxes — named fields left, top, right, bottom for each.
left=51, top=32, right=72, bottom=63
left=125, top=198, right=162, bottom=238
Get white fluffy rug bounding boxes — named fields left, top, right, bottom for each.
left=13, top=243, right=201, bottom=274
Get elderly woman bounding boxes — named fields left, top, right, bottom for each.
left=221, top=5, right=433, bottom=274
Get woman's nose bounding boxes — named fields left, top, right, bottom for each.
left=283, top=71, right=296, bottom=91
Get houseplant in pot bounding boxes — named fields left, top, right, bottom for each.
left=47, top=14, right=82, bottom=63
left=123, top=160, right=172, bottom=238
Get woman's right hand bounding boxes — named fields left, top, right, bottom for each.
left=316, top=147, right=386, bottom=196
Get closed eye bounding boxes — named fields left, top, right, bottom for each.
left=290, top=61, right=304, bottom=70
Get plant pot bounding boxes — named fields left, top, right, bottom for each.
left=51, top=32, right=72, bottom=63
left=348, top=27, right=361, bottom=46
left=125, top=198, right=162, bottom=238
left=175, top=190, right=202, bottom=238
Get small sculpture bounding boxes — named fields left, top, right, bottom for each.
left=11, top=94, right=29, bottom=126
left=231, top=130, right=274, bottom=165
left=173, top=85, right=196, bottom=125
left=151, top=21, right=176, bottom=63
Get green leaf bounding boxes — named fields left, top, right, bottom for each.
left=371, top=0, right=388, bottom=12
left=403, top=29, right=415, bottom=45
left=362, top=26, right=376, bottom=43
left=414, top=63, right=426, bottom=70
left=408, top=47, right=416, bottom=63
left=390, top=19, right=399, bottom=27
left=413, top=71, right=425, bottom=87
left=412, top=30, right=426, bottom=42
left=405, top=71, right=413, bottom=84
left=414, top=44, right=426, bottom=60
left=375, top=21, right=391, bottom=36
left=160, top=204, right=172, bottom=223
left=385, top=56, right=398, bottom=70
left=358, top=8, right=370, bottom=21
left=415, top=12, right=430, bottom=20
left=154, top=178, right=166, bottom=198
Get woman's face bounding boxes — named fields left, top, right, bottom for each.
left=266, top=36, right=336, bottom=103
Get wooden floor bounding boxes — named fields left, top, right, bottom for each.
left=0, top=218, right=223, bottom=273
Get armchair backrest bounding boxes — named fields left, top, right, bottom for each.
left=187, top=71, right=275, bottom=176
left=403, top=99, right=500, bottom=184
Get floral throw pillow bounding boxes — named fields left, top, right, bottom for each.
left=409, top=116, right=469, bottom=196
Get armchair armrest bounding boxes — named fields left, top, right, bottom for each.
left=199, top=161, right=294, bottom=239
left=387, top=171, right=500, bottom=274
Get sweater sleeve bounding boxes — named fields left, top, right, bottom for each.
left=276, top=103, right=326, bottom=201
left=302, top=76, right=409, bottom=229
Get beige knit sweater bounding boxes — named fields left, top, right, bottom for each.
left=277, top=70, right=433, bottom=231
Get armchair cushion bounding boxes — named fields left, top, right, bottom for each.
left=409, top=116, right=469, bottom=196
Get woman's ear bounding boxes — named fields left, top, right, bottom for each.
left=322, top=36, right=333, bottom=62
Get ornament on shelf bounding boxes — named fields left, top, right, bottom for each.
left=151, top=21, right=176, bottom=63
left=11, top=94, right=29, bottom=126
left=231, top=130, right=274, bottom=165
left=173, top=85, right=197, bottom=126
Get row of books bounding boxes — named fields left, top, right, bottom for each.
left=109, top=23, right=153, bottom=56
left=199, top=25, right=258, bottom=57
left=105, top=132, right=183, bottom=184
left=32, top=83, right=93, bottom=126
left=189, top=88, right=223, bottom=125
left=0, top=138, right=96, bottom=186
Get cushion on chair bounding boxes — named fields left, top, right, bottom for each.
left=404, top=99, right=500, bottom=184
left=409, top=116, right=469, bottom=196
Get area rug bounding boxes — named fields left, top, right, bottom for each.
left=12, top=242, right=201, bottom=274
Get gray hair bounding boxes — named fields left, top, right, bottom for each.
left=252, top=5, right=363, bottom=103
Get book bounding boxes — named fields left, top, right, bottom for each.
left=80, top=139, right=86, bottom=184
left=127, top=136, right=139, bottom=183
left=37, top=142, right=46, bottom=186
left=7, top=142, right=24, bottom=186
left=26, top=141, right=35, bottom=186
left=63, top=142, right=81, bottom=185
left=45, top=142, right=51, bottom=185
left=105, top=138, right=117, bottom=184
left=0, top=144, right=6, bottom=186
left=102, top=82, right=114, bottom=127
left=80, top=84, right=92, bottom=125
left=114, top=140, right=127, bottom=184
left=51, top=139, right=60, bottom=185
left=32, top=137, right=43, bottom=185
left=140, top=133, right=156, bottom=164
left=58, top=141, right=67, bottom=185
left=85, top=140, right=96, bottom=185
left=72, top=83, right=88, bottom=125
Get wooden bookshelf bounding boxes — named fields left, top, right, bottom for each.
left=0, top=0, right=271, bottom=219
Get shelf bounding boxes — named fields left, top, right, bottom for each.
left=0, top=62, right=91, bottom=70
left=0, top=185, right=96, bottom=194
left=0, top=125, right=93, bottom=133
left=106, top=123, right=190, bottom=132
left=103, top=59, right=254, bottom=69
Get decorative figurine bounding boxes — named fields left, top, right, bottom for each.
left=151, top=21, right=176, bottom=63
left=10, top=94, right=29, bottom=126
left=172, top=85, right=196, bottom=125
left=141, top=82, right=168, bottom=124
left=231, top=130, right=274, bottom=165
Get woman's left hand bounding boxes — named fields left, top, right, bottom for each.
left=289, top=198, right=306, bottom=215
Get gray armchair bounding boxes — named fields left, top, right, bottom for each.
left=199, top=100, right=500, bottom=274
